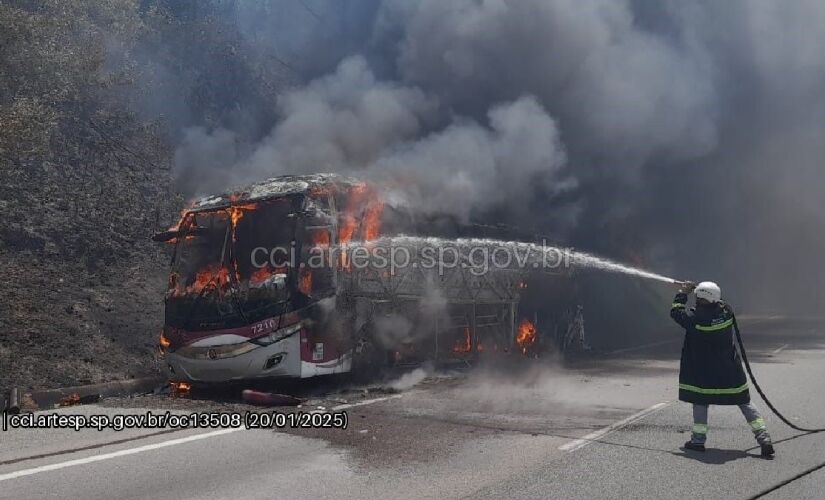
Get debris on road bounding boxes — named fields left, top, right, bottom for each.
left=242, top=389, right=303, bottom=407
left=60, top=393, right=81, bottom=406
left=59, top=393, right=101, bottom=407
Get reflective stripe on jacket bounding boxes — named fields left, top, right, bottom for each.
left=670, top=293, right=750, bottom=405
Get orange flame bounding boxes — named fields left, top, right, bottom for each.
left=228, top=203, right=258, bottom=235
left=363, top=199, right=384, bottom=241
left=311, top=229, right=330, bottom=247
left=166, top=234, right=197, bottom=245
left=337, top=184, right=384, bottom=270
left=170, top=382, right=191, bottom=396
left=164, top=207, right=193, bottom=244
left=338, top=184, right=384, bottom=244
left=453, top=327, right=472, bottom=353
left=227, top=203, right=258, bottom=281
left=339, top=216, right=358, bottom=246
left=170, top=263, right=231, bottom=297
left=299, top=268, right=313, bottom=295
left=159, top=331, right=171, bottom=349
left=168, top=207, right=191, bottom=232
left=516, top=319, right=537, bottom=354
left=249, top=266, right=272, bottom=286
left=338, top=185, right=364, bottom=245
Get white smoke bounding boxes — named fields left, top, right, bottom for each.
left=372, top=314, right=414, bottom=349
left=387, top=366, right=430, bottom=391
left=370, top=281, right=450, bottom=350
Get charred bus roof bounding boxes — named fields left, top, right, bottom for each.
left=153, top=173, right=367, bottom=243
left=187, top=173, right=363, bottom=213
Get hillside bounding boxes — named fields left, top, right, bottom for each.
left=0, top=1, right=288, bottom=389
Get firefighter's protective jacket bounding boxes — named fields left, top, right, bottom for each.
left=670, top=293, right=750, bottom=405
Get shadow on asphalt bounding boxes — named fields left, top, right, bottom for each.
left=675, top=447, right=761, bottom=464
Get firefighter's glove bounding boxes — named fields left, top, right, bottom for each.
left=678, top=281, right=697, bottom=293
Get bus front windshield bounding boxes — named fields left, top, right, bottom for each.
left=165, top=196, right=301, bottom=330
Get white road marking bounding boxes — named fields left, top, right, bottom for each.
left=0, top=393, right=404, bottom=482
left=334, top=393, right=404, bottom=410
left=771, top=343, right=789, bottom=355
left=559, top=402, right=670, bottom=452
left=313, top=393, right=404, bottom=413
left=0, top=428, right=242, bottom=482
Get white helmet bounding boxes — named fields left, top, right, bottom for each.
left=695, top=281, right=722, bottom=303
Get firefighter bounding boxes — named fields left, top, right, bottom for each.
left=670, top=281, right=775, bottom=457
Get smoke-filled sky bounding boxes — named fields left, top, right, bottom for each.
left=158, top=0, right=825, bottom=312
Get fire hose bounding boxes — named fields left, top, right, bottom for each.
left=731, top=313, right=825, bottom=433
left=735, top=315, right=825, bottom=498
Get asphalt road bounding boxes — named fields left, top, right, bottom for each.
left=1, top=318, right=824, bottom=499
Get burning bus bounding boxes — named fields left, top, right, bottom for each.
left=154, top=174, right=577, bottom=384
